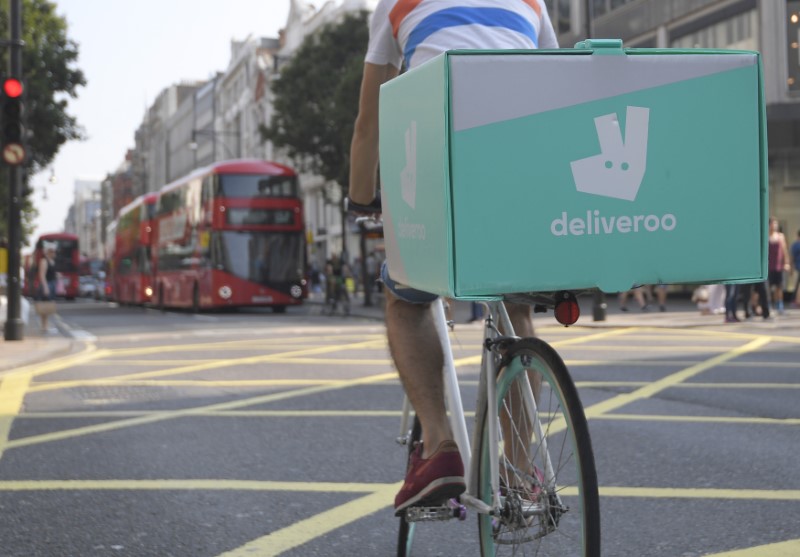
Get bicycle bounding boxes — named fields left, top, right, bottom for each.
left=346, top=198, right=600, bottom=556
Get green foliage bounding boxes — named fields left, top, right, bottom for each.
left=0, top=0, right=86, bottom=241
left=262, top=10, right=369, bottom=188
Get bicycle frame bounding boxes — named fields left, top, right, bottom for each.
left=397, top=297, right=557, bottom=517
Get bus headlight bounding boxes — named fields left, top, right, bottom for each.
left=290, top=285, right=303, bottom=299
left=219, top=286, right=232, bottom=300
left=144, top=287, right=153, bottom=298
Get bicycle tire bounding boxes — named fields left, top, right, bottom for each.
left=476, top=337, right=600, bottom=556
left=396, top=415, right=421, bottom=557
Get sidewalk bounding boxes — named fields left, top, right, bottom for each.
left=319, top=290, right=800, bottom=330
left=1, top=296, right=75, bottom=376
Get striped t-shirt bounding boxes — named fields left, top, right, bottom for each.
left=366, top=0, right=559, bottom=70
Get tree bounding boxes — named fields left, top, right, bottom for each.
left=261, top=10, right=369, bottom=190
left=0, top=0, right=86, bottom=241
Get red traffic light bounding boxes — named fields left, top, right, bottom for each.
left=3, top=78, right=23, bottom=98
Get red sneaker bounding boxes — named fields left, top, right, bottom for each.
left=394, top=440, right=466, bottom=516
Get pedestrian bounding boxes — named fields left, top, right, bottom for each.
left=619, top=288, right=648, bottom=312
left=468, top=301, right=484, bottom=323
left=650, top=284, right=668, bottom=312
left=0, top=238, right=8, bottom=295
left=724, top=284, right=739, bottom=323
left=36, top=243, right=58, bottom=333
left=767, top=217, right=790, bottom=314
left=365, top=252, right=379, bottom=292
left=739, top=280, right=770, bottom=320
left=790, top=229, right=800, bottom=308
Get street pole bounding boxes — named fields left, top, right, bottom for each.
left=584, top=0, right=594, bottom=41
left=4, top=0, right=24, bottom=341
left=359, top=222, right=371, bottom=306
left=583, top=0, right=606, bottom=322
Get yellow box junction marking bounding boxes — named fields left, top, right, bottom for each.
left=3, top=326, right=798, bottom=557
left=0, top=344, right=104, bottom=460
left=582, top=337, right=771, bottom=419
left=702, top=539, right=800, bottom=556
left=27, top=337, right=388, bottom=393
left=0, top=372, right=30, bottom=459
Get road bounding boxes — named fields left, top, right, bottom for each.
left=0, top=298, right=798, bottom=556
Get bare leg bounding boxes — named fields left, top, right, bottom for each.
left=500, top=302, right=540, bottom=475
left=656, top=286, right=667, bottom=308
left=385, top=291, right=452, bottom=459
left=503, top=302, right=539, bottom=393
left=504, top=301, right=534, bottom=338
left=633, top=288, right=647, bottom=309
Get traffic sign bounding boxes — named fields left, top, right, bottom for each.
left=2, top=142, right=25, bottom=165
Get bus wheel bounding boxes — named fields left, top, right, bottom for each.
left=192, top=285, right=200, bottom=314
left=272, top=305, right=287, bottom=314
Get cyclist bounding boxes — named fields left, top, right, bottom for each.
left=325, top=253, right=351, bottom=315
left=349, top=0, right=559, bottom=516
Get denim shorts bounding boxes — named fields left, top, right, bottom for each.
left=380, top=261, right=438, bottom=305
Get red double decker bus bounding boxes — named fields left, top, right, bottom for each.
left=153, top=159, right=307, bottom=312
left=25, top=232, right=80, bottom=300
left=108, top=193, right=158, bottom=305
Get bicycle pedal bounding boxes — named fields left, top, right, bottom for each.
left=404, top=499, right=467, bottom=522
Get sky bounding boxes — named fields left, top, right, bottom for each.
left=27, top=0, right=327, bottom=249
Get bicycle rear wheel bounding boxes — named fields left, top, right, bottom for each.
left=477, top=337, right=600, bottom=556
left=397, top=415, right=421, bottom=557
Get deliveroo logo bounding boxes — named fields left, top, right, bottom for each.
left=552, top=106, right=677, bottom=237
left=570, top=106, right=650, bottom=201
left=401, top=121, right=417, bottom=209
left=396, top=120, right=426, bottom=240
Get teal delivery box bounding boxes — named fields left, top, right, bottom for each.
left=378, top=41, right=767, bottom=297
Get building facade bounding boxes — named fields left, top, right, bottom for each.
left=93, top=0, right=797, bottom=276
left=64, top=179, right=102, bottom=260
left=545, top=0, right=799, bottom=237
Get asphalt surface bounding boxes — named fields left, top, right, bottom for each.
left=0, top=294, right=798, bottom=556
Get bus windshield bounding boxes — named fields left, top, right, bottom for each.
left=212, top=231, right=303, bottom=285
left=218, top=174, right=298, bottom=198
left=52, top=240, right=79, bottom=272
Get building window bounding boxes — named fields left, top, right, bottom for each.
left=787, top=1, right=800, bottom=93
left=670, top=9, right=758, bottom=51
left=590, top=0, right=635, bottom=18
left=543, top=0, right=571, bottom=34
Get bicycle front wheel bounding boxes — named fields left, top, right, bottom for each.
left=477, top=338, right=600, bottom=556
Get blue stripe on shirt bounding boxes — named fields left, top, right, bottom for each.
left=404, top=7, right=539, bottom=63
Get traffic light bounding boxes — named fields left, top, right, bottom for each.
left=1, top=76, right=26, bottom=165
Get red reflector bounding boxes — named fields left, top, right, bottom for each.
left=554, top=299, right=580, bottom=326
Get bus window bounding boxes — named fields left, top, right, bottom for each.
left=201, top=175, right=216, bottom=203
left=225, top=208, right=295, bottom=226
left=218, top=175, right=298, bottom=198
left=213, top=230, right=302, bottom=284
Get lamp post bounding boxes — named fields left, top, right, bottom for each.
left=583, top=0, right=606, bottom=322
left=3, top=0, right=24, bottom=340
left=584, top=0, right=594, bottom=40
